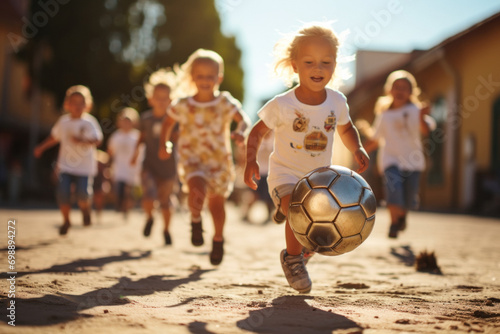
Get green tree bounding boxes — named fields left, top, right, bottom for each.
left=21, top=0, right=244, bottom=124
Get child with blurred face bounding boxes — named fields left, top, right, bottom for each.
left=34, top=85, right=103, bottom=235
left=131, top=69, right=178, bottom=245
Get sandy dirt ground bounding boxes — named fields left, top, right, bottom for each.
left=0, top=204, right=499, bottom=334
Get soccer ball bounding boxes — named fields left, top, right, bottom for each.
left=288, top=165, right=376, bottom=256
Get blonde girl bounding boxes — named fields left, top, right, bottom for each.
left=363, top=70, right=434, bottom=238
left=159, top=49, right=250, bottom=265
left=244, top=23, right=369, bottom=293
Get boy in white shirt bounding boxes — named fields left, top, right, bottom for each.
left=34, top=85, right=103, bottom=235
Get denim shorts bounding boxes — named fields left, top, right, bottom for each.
left=57, top=173, right=93, bottom=205
left=141, top=169, right=175, bottom=209
left=383, top=166, right=421, bottom=210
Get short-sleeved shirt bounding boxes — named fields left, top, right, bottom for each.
left=371, top=103, right=425, bottom=173
left=51, top=113, right=103, bottom=177
left=108, top=128, right=142, bottom=185
left=139, top=110, right=177, bottom=180
left=167, top=91, right=242, bottom=196
left=258, top=88, right=351, bottom=192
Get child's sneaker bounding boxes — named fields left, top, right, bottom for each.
left=280, top=249, right=312, bottom=293
left=210, top=239, right=224, bottom=265
left=143, top=218, right=154, bottom=237
left=191, top=221, right=204, bottom=246
left=163, top=231, right=172, bottom=245
left=83, top=210, right=91, bottom=226
left=59, top=221, right=70, bottom=235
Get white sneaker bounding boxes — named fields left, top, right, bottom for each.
left=280, top=249, right=312, bottom=293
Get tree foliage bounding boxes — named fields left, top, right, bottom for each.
left=21, top=0, right=244, bottom=122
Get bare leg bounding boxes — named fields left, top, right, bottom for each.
left=60, top=204, right=71, bottom=224
left=142, top=199, right=155, bottom=220
left=281, top=195, right=303, bottom=256
left=208, top=194, right=225, bottom=241
left=188, top=176, right=207, bottom=220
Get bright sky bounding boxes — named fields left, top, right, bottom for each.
left=215, top=0, right=500, bottom=119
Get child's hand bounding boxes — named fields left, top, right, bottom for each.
left=230, top=131, right=245, bottom=146
left=158, top=146, right=171, bottom=160
left=130, top=150, right=138, bottom=165
left=33, top=146, right=43, bottom=158
left=244, top=161, right=260, bottom=190
left=353, top=147, right=370, bottom=174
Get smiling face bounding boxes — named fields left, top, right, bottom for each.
left=191, top=59, right=222, bottom=100
left=65, top=93, right=87, bottom=119
left=390, top=78, right=412, bottom=109
left=292, top=36, right=336, bottom=94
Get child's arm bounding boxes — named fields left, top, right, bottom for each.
left=230, top=110, right=251, bottom=145
left=244, top=120, right=271, bottom=190
left=158, top=116, right=177, bottom=160
left=337, top=120, right=370, bottom=174
left=419, top=105, right=435, bottom=136
left=33, top=135, right=59, bottom=158
left=130, top=132, right=144, bottom=165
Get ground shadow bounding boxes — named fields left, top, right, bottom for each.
left=188, top=321, right=217, bottom=334
left=0, top=250, right=152, bottom=278
left=1, top=267, right=212, bottom=326
left=236, top=296, right=362, bottom=334
left=390, top=245, right=415, bottom=267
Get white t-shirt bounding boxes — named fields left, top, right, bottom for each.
left=108, top=129, right=142, bottom=185
left=258, top=88, right=351, bottom=192
left=51, top=113, right=103, bottom=177
left=372, top=103, right=426, bottom=173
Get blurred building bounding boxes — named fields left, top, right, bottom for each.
left=0, top=0, right=59, bottom=204
left=347, top=12, right=500, bottom=215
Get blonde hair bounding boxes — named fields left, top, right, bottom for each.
left=65, top=85, right=93, bottom=110
left=375, top=70, right=422, bottom=114
left=174, top=48, right=224, bottom=97
left=144, top=68, right=177, bottom=99
left=118, top=107, right=139, bottom=126
left=273, top=22, right=350, bottom=89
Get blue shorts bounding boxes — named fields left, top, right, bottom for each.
left=57, top=173, right=93, bottom=205
left=383, top=166, right=421, bottom=210
left=141, top=169, right=175, bottom=209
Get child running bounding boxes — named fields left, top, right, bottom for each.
left=131, top=69, right=178, bottom=245
left=159, top=49, right=250, bottom=265
left=34, top=85, right=103, bottom=235
left=244, top=23, right=369, bottom=293
left=362, top=70, right=434, bottom=238
left=107, top=107, right=142, bottom=219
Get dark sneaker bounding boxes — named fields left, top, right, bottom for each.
left=83, top=211, right=91, bottom=226
left=59, top=221, right=70, bottom=235
left=280, top=249, right=312, bottom=293
left=191, top=221, right=204, bottom=246
left=398, top=216, right=407, bottom=231
left=388, top=223, right=399, bottom=238
left=143, top=218, right=154, bottom=237
left=210, top=240, right=224, bottom=265
left=273, top=206, right=286, bottom=224
left=163, top=231, right=172, bottom=245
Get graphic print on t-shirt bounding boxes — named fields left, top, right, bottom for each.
left=293, top=110, right=309, bottom=132
left=324, top=111, right=336, bottom=132
left=304, top=126, right=328, bottom=152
